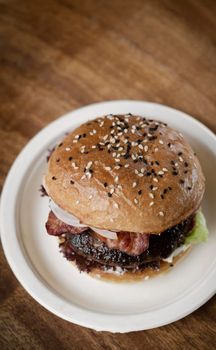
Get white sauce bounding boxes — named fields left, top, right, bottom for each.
left=162, top=244, right=191, bottom=263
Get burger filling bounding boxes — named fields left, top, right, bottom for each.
left=45, top=210, right=207, bottom=274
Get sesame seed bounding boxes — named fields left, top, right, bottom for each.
left=93, top=129, right=97, bottom=134
left=103, top=134, right=108, bottom=140
left=158, top=171, right=164, bottom=175
left=108, top=193, right=112, bottom=197
left=70, top=180, right=74, bottom=184
left=159, top=211, right=164, bottom=217
left=134, top=198, right=138, bottom=204
left=114, top=176, right=119, bottom=183
left=89, top=195, right=93, bottom=200
left=138, top=144, right=144, bottom=150
left=75, top=135, right=79, bottom=139
left=114, top=165, right=121, bottom=170
left=138, top=190, right=142, bottom=195
left=112, top=152, right=116, bottom=157
left=124, top=164, right=129, bottom=168
left=65, top=147, right=70, bottom=151
left=159, top=140, right=164, bottom=144
left=152, top=186, right=158, bottom=191
left=73, top=140, right=78, bottom=143
left=114, top=203, right=119, bottom=209
left=105, top=166, right=111, bottom=171
left=155, top=147, right=159, bottom=152
left=92, top=145, right=96, bottom=149
left=52, top=176, right=57, bottom=180
left=179, top=156, right=183, bottom=162
left=76, top=200, right=80, bottom=205
left=86, top=161, right=93, bottom=169
left=115, top=159, right=120, bottom=162
left=153, top=178, right=159, bottom=183
left=132, top=182, right=137, bottom=188
left=110, top=188, right=114, bottom=194
left=162, top=168, right=168, bottom=172
left=149, top=193, right=154, bottom=198
left=118, top=185, right=122, bottom=190
left=149, top=202, right=154, bottom=206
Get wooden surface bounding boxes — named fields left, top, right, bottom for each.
left=0, top=0, right=216, bottom=349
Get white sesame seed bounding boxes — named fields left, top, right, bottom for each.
left=92, top=145, right=96, bottom=149
left=86, top=161, right=93, bottom=169
left=158, top=171, right=164, bottom=175
left=114, top=176, right=119, bottom=183
left=141, top=168, right=145, bottom=173
left=153, top=178, right=159, bottom=183
left=135, top=169, right=139, bottom=174
left=134, top=198, right=138, bottom=204
left=116, top=153, right=120, bottom=158
left=107, top=144, right=111, bottom=149
left=131, top=129, right=135, bottom=134
left=159, top=140, right=164, bottom=144
left=149, top=201, right=154, bottom=206
left=93, top=129, right=97, bottom=134
left=110, top=188, right=114, bottom=194
left=71, top=162, right=76, bottom=168
left=110, top=137, right=115, bottom=143
left=73, top=140, right=78, bottom=143
left=118, top=147, right=123, bottom=151
left=132, top=141, right=138, bottom=146
left=110, top=218, right=114, bottom=222
left=118, top=185, right=122, bottom=190
left=89, top=195, right=93, bottom=199
left=81, top=174, right=86, bottom=180
left=112, top=152, right=116, bottom=157
left=115, top=159, right=120, bottom=162
left=159, top=211, right=164, bottom=217
left=81, top=149, right=85, bottom=153
left=149, top=193, right=154, bottom=198
left=114, top=165, right=120, bottom=170
left=124, top=164, right=129, bottom=168
left=132, top=182, right=137, bottom=188
left=118, top=132, right=123, bottom=136
left=75, top=135, right=79, bottom=139
left=89, top=132, right=94, bottom=136
left=179, top=156, right=183, bottom=162
left=139, top=144, right=144, bottom=150
left=112, top=122, right=116, bottom=126
left=132, top=153, right=137, bottom=160
left=175, top=162, right=178, bottom=167
left=124, top=129, right=128, bottom=133
left=65, top=147, right=70, bottom=151
left=105, top=166, right=111, bottom=171
left=162, top=168, right=168, bottom=172
left=138, top=173, right=144, bottom=177
left=114, top=203, right=119, bottom=209
left=76, top=200, right=80, bottom=205
left=103, top=134, right=108, bottom=140
left=154, top=147, right=158, bottom=152
left=123, top=139, right=128, bottom=144
left=99, top=121, right=104, bottom=127
left=152, top=186, right=158, bottom=191
left=143, top=139, right=148, bottom=143
left=144, top=145, right=148, bottom=152
left=86, top=172, right=92, bottom=179
left=110, top=130, right=115, bottom=135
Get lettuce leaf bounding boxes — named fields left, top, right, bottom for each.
left=185, top=211, right=208, bottom=244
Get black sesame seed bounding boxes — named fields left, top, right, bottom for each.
left=172, top=171, right=178, bottom=176
left=58, top=142, right=63, bottom=147
left=150, top=161, right=154, bottom=166
left=56, top=158, right=60, bottom=162
left=179, top=179, right=184, bottom=184
left=184, top=170, right=188, bottom=174
left=68, top=156, right=73, bottom=161
left=89, top=169, right=93, bottom=173
left=168, top=186, right=172, bottom=190
left=150, top=185, right=154, bottom=190
left=148, top=135, right=157, bottom=141
left=178, top=152, right=183, bottom=156
left=168, top=143, right=171, bottom=147
left=52, top=176, right=57, bottom=180
left=163, top=188, right=168, bottom=194
left=133, top=159, right=138, bottom=163
left=138, top=190, right=142, bottom=195
left=155, top=161, right=160, bottom=165
left=108, top=193, right=112, bottom=197
left=161, top=194, right=164, bottom=199
left=78, top=135, right=82, bottom=140
left=187, top=186, right=192, bottom=190
left=184, top=162, right=189, bottom=167
left=146, top=171, right=151, bottom=176
left=84, top=151, right=89, bottom=154
left=104, top=182, right=108, bottom=187
left=83, top=133, right=86, bottom=138
left=70, top=180, right=74, bottom=185
left=170, top=160, right=175, bottom=165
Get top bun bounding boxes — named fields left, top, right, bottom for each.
left=44, top=114, right=205, bottom=234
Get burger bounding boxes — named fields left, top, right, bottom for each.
left=43, top=114, right=208, bottom=281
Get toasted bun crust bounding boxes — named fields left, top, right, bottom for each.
left=45, top=114, right=205, bottom=233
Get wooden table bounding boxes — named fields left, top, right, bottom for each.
left=0, top=0, right=215, bottom=348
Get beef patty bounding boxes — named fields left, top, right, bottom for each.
left=59, top=215, right=194, bottom=273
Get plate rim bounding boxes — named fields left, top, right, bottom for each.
left=1, top=100, right=216, bottom=332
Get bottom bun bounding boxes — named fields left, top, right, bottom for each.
left=88, top=247, right=192, bottom=283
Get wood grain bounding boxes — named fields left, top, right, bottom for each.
left=0, top=0, right=216, bottom=349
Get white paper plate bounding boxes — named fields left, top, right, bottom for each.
left=1, top=101, right=216, bottom=333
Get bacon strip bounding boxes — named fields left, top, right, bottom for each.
left=45, top=211, right=88, bottom=236
left=45, top=211, right=149, bottom=256
left=97, top=232, right=149, bottom=256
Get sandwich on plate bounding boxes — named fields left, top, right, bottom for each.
left=43, top=114, right=208, bottom=281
